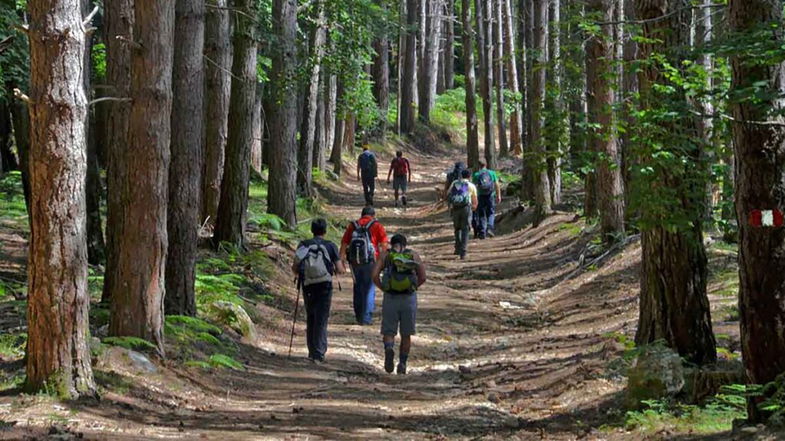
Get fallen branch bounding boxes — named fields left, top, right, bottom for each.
left=88, top=96, right=131, bottom=106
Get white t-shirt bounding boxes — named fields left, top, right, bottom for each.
left=451, top=179, right=478, bottom=198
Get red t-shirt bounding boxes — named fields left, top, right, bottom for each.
left=341, top=216, right=388, bottom=258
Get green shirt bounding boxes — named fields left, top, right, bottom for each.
left=472, top=168, right=498, bottom=195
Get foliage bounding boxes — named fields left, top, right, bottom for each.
left=102, top=336, right=156, bottom=352
left=0, top=0, right=29, bottom=102
left=208, top=354, right=244, bottom=370
left=91, top=42, right=106, bottom=80
left=0, top=171, right=27, bottom=225
left=623, top=397, right=745, bottom=435
left=0, top=332, right=26, bottom=359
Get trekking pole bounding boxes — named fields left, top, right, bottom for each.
left=288, top=280, right=301, bottom=358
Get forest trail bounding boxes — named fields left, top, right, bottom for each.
left=3, top=145, right=655, bottom=441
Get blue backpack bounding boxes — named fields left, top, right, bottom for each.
left=477, top=170, right=494, bottom=195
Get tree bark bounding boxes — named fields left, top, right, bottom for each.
left=634, top=0, right=715, bottom=365
left=529, top=0, right=551, bottom=223
left=297, top=1, right=326, bottom=196
left=419, top=0, right=442, bottom=122
left=251, top=80, right=264, bottom=175
left=108, top=0, right=174, bottom=357
left=371, top=0, right=389, bottom=138
left=102, top=0, right=133, bottom=304
left=728, top=0, right=785, bottom=422
left=214, top=0, right=258, bottom=247
left=202, top=0, right=231, bottom=227
left=0, top=101, right=17, bottom=172
left=25, top=0, right=96, bottom=398
left=400, top=0, right=418, bottom=134
left=475, top=0, right=496, bottom=168
left=493, top=0, right=508, bottom=159
left=546, top=0, right=562, bottom=205
left=620, top=0, right=637, bottom=213
left=318, top=73, right=337, bottom=171
left=330, top=83, right=345, bottom=175
left=586, top=0, right=624, bottom=245
left=166, top=0, right=204, bottom=317
left=502, top=0, right=522, bottom=157
left=267, top=0, right=299, bottom=227
left=462, top=0, right=480, bottom=169
left=695, top=0, right=714, bottom=223
left=444, top=0, right=455, bottom=90
left=7, top=90, right=32, bottom=218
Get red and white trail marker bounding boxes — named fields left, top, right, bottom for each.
left=749, top=209, right=785, bottom=228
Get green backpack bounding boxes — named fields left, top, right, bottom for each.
left=381, top=250, right=419, bottom=294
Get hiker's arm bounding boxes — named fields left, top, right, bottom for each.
left=414, top=252, right=427, bottom=287
left=291, top=258, right=300, bottom=276
left=471, top=193, right=479, bottom=211
left=356, top=161, right=361, bottom=181
left=495, top=180, right=502, bottom=203
left=371, top=251, right=386, bottom=290
left=408, top=161, right=412, bottom=183
left=335, top=259, right=346, bottom=275
left=387, top=163, right=393, bottom=182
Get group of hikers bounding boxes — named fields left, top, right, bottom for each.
left=291, top=146, right=502, bottom=374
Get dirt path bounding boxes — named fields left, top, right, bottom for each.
left=1, top=145, right=650, bottom=441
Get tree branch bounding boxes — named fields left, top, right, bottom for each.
left=89, top=97, right=132, bottom=106
left=82, top=5, right=99, bottom=27
left=13, top=88, right=31, bottom=104
left=594, top=3, right=724, bottom=26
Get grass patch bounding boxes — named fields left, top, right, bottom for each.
left=621, top=396, right=745, bottom=435
left=0, top=171, right=28, bottom=227
left=94, top=370, right=134, bottom=394
left=0, top=332, right=26, bottom=359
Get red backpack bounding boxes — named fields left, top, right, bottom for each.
left=392, top=157, right=409, bottom=176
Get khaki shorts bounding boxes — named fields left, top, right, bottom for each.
left=381, top=292, right=417, bottom=336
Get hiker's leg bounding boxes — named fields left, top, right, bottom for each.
left=478, top=195, right=490, bottom=238
left=351, top=266, right=364, bottom=323
left=488, top=197, right=496, bottom=234
left=451, top=209, right=461, bottom=254
left=400, top=335, right=412, bottom=356
left=303, top=290, right=317, bottom=358
left=353, top=263, right=375, bottom=324
left=313, top=287, right=332, bottom=359
left=459, top=207, right=471, bottom=255
left=363, top=264, right=376, bottom=324
left=367, top=177, right=376, bottom=204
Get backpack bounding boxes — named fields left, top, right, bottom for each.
left=296, top=242, right=333, bottom=287
left=346, top=220, right=377, bottom=265
left=392, top=158, right=409, bottom=176
left=381, top=250, right=419, bottom=294
left=449, top=181, right=471, bottom=208
left=359, top=151, right=378, bottom=178
left=476, top=169, right=494, bottom=195
left=446, top=167, right=462, bottom=185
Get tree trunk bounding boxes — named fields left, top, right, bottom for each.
left=102, top=0, right=133, bottom=304
left=502, top=0, right=522, bottom=157
left=371, top=0, right=389, bottom=138
left=419, top=0, right=442, bottom=122
left=728, top=0, right=785, bottom=422
left=251, top=81, right=264, bottom=175
left=620, top=0, right=637, bottom=213
left=319, top=73, right=337, bottom=171
left=267, top=0, right=299, bottom=227
left=695, top=0, right=714, bottom=223
left=297, top=1, right=326, bottom=196
left=547, top=0, right=563, bottom=205
left=202, top=0, right=231, bottom=227
left=493, top=0, right=508, bottom=159
left=400, top=0, right=418, bottom=134
left=166, top=0, right=204, bottom=317
left=84, top=21, right=106, bottom=266
left=25, top=0, right=96, bottom=398
left=0, top=101, right=17, bottom=172
left=444, top=0, right=455, bottom=90
left=108, top=0, right=174, bottom=357
left=529, top=0, right=551, bottom=223
left=634, top=0, right=715, bottom=365
left=586, top=0, right=624, bottom=245
left=475, top=0, right=496, bottom=168
left=214, top=0, right=258, bottom=247
left=437, top=10, right=446, bottom=95
left=330, top=84, right=345, bottom=176
left=7, top=93, right=32, bottom=218
left=462, top=0, right=480, bottom=169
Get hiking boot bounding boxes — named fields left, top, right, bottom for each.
left=402, top=196, right=407, bottom=206
left=384, top=348, right=395, bottom=373
left=488, top=231, right=495, bottom=238
left=396, top=362, right=407, bottom=375
left=459, top=252, right=466, bottom=260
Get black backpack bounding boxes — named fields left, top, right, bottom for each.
left=359, top=152, right=378, bottom=178
left=347, top=220, right=376, bottom=265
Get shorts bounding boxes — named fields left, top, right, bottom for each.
left=381, top=292, right=417, bottom=336
left=393, top=175, right=408, bottom=192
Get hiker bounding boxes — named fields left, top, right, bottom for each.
left=372, top=233, right=427, bottom=375
left=472, top=161, right=502, bottom=239
left=340, top=206, right=389, bottom=325
left=447, top=168, right=478, bottom=260
left=387, top=151, right=412, bottom=207
left=357, top=144, right=378, bottom=206
left=292, top=218, right=345, bottom=362
left=443, top=161, right=466, bottom=199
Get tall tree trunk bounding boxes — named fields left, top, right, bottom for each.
left=695, top=0, right=714, bottom=223
left=419, top=0, right=442, bottom=122
left=586, top=0, right=624, bottom=245
left=529, top=0, right=551, bottom=223
left=729, top=0, right=785, bottom=422
left=214, top=0, right=258, bottom=247
left=330, top=84, right=345, bottom=176
left=493, top=0, right=508, bottom=158
left=400, top=0, right=418, bottom=134
left=371, top=0, right=390, bottom=138
left=634, top=0, right=715, bottom=365
left=267, top=0, right=299, bottom=227
left=620, top=0, right=637, bottom=214
left=166, top=0, right=204, bottom=317
left=475, top=0, right=496, bottom=168
left=25, top=0, right=96, bottom=398
left=437, top=13, right=446, bottom=95
left=108, top=0, right=174, bottom=357
left=462, top=0, right=480, bottom=169
left=201, top=0, right=232, bottom=227
left=251, top=81, right=264, bottom=175
left=7, top=90, right=32, bottom=218
left=444, top=0, right=455, bottom=90
left=546, top=0, right=562, bottom=205
left=102, top=0, right=133, bottom=304
left=502, top=0, right=522, bottom=157
left=319, top=73, right=337, bottom=171
left=298, top=1, right=326, bottom=195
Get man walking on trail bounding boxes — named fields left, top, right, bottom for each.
left=340, top=207, right=389, bottom=325
left=372, top=233, right=426, bottom=375
left=448, top=169, right=478, bottom=260
left=357, top=144, right=378, bottom=206
left=292, top=219, right=345, bottom=362
left=443, top=161, right=466, bottom=199
left=472, top=161, right=502, bottom=239
left=387, top=151, right=412, bottom=207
